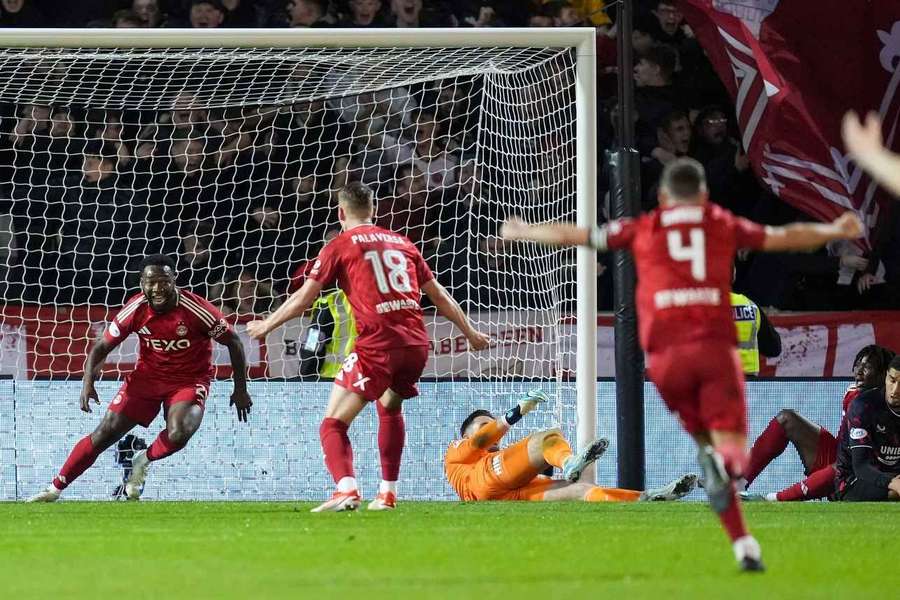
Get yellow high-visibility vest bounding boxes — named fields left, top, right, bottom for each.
left=311, top=290, right=357, bottom=378
left=731, top=292, right=761, bottom=375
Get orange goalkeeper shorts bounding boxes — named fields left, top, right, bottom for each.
left=467, top=437, right=556, bottom=501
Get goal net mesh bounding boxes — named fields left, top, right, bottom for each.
left=0, top=44, right=581, bottom=501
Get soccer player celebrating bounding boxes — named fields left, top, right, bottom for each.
left=500, top=158, right=864, bottom=571
left=447, top=389, right=697, bottom=503
left=834, top=355, right=900, bottom=501
left=28, top=255, right=252, bottom=502
left=247, top=182, right=489, bottom=512
left=742, top=345, right=895, bottom=502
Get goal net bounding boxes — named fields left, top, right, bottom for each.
left=0, top=31, right=595, bottom=501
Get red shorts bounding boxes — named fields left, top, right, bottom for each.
left=108, top=371, right=210, bottom=427
left=648, top=340, right=746, bottom=435
left=812, top=427, right=838, bottom=472
left=334, top=345, right=428, bottom=401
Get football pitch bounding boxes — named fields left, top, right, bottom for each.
left=3, top=501, right=896, bottom=599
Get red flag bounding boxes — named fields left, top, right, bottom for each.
left=677, top=1, right=900, bottom=246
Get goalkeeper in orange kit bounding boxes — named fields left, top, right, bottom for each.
left=445, top=390, right=697, bottom=502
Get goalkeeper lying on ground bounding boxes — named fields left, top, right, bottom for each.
left=445, top=390, right=697, bottom=502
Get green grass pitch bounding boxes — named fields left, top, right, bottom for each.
left=3, top=501, right=898, bottom=599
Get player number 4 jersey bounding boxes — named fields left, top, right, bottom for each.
left=309, top=224, right=434, bottom=350
left=591, top=203, right=767, bottom=352
left=103, top=290, right=232, bottom=381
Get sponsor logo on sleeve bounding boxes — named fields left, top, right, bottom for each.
left=608, top=220, right=623, bottom=235
left=850, top=427, right=868, bottom=440
left=209, top=318, right=228, bottom=339
left=108, top=321, right=120, bottom=338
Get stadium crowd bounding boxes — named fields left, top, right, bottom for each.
left=0, top=0, right=897, bottom=311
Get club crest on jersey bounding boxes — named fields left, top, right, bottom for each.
left=176, top=323, right=188, bottom=337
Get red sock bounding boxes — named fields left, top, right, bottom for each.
left=776, top=465, right=836, bottom=501
left=146, top=430, right=183, bottom=462
left=718, top=483, right=749, bottom=542
left=376, top=402, right=405, bottom=482
left=745, top=418, right=788, bottom=486
left=53, top=436, right=102, bottom=490
left=716, top=441, right=748, bottom=479
left=320, top=418, right=355, bottom=484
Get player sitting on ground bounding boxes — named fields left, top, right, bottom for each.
left=446, top=390, right=698, bottom=503
left=248, top=182, right=489, bottom=512
left=28, top=254, right=252, bottom=502
left=741, top=345, right=895, bottom=502
left=500, top=158, right=863, bottom=571
left=833, top=355, right=900, bottom=501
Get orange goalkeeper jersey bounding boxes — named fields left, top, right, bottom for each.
left=444, top=420, right=509, bottom=501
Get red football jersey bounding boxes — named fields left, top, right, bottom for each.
left=103, top=289, right=232, bottom=381
left=309, top=224, right=434, bottom=349
left=593, top=202, right=767, bottom=352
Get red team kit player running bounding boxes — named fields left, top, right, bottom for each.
left=501, top=158, right=864, bottom=571
left=29, top=255, right=252, bottom=502
left=248, top=182, right=490, bottom=512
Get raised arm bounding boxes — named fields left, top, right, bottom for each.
left=500, top=217, right=591, bottom=248
left=451, top=390, right=548, bottom=463
left=421, top=279, right=490, bottom=351
left=218, top=330, right=252, bottom=422
left=246, top=278, right=323, bottom=340
left=842, top=111, right=900, bottom=198
left=761, top=212, right=864, bottom=252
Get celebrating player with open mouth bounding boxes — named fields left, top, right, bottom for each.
left=29, top=255, right=252, bottom=502
left=501, top=158, right=864, bottom=572
left=247, top=182, right=489, bottom=512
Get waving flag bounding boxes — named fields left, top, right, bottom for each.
left=677, top=0, right=900, bottom=245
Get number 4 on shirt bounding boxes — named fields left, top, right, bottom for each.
left=667, top=228, right=706, bottom=281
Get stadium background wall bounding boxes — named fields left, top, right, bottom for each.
left=2, top=379, right=849, bottom=501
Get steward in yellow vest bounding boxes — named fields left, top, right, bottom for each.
left=730, top=292, right=781, bottom=376
left=298, top=289, right=356, bottom=379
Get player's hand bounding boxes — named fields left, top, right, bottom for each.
left=230, top=388, right=253, bottom=423
left=467, top=330, right=490, bottom=351
left=246, top=320, right=269, bottom=340
left=831, top=212, right=864, bottom=240
left=79, top=384, right=100, bottom=413
left=842, top=110, right=884, bottom=162
left=519, top=389, right=548, bottom=416
left=500, top=217, right=531, bottom=241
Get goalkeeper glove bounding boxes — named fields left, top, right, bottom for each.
left=503, top=389, right=548, bottom=426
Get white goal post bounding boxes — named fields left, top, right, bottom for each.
left=0, top=27, right=598, bottom=498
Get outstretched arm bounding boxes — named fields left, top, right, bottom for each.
left=451, top=391, right=548, bottom=464
left=500, top=218, right=592, bottom=248
left=842, top=111, right=900, bottom=198
left=761, top=212, right=864, bottom=252
left=421, top=279, right=490, bottom=351
left=219, top=330, right=252, bottom=423
left=246, top=278, right=323, bottom=340
left=80, top=336, right=117, bottom=413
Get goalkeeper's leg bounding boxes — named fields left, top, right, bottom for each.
left=28, top=410, right=136, bottom=502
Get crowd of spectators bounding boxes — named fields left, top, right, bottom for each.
left=0, top=0, right=896, bottom=312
